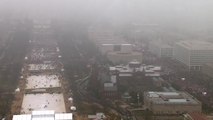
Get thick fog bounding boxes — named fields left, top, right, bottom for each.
left=0, top=0, right=213, bottom=34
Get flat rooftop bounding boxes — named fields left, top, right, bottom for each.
left=176, top=40, right=213, bottom=50
left=145, top=91, right=200, bottom=105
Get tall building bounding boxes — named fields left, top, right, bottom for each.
left=174, top=40, right=213, bottom=70
left=144, top=91, right=201, bottom=115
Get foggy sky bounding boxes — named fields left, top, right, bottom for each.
left=0, top=0, right=213, bottom=30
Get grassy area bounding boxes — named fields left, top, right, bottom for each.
left=77, top=102, right=104, bottom=114
left=0, top=20, right=32, bottom=117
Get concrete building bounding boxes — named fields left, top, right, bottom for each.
left=202, top=63, right=213, bottom=78
left=13, top=110, right=73, bottom=120
left=99, top=72, right=118, bottom=99
left=174, top=40, right=213, bottom=70
left=149, top=41, right=173, bottom=58
left=109, top=61, right=161, bottom=77
left=144, top=92, right=201, bottom=115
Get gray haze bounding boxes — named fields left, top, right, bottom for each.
left=0, top=0, right=213, bottom=34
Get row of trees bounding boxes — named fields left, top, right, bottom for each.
left=0, top=19, right=32, bottom=117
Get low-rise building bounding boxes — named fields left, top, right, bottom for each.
left=144, top=91, right=201, bottom=115
left=99, top=73, right=118, bottom=99
left=109, top=61, right=161, bottom=77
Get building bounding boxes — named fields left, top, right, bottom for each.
left=99, top=43, right=142, bottom=64
left=144, top=91, right=201, bottom=115
left=202, top=63, right=213, bottom=78
left=174, top=40, right=213, bottom=70
left=13, top=110, right=73, bottom=120
left=109, top=61, right=161, bottom=77
left=149, top=41, right=173, bottom=58
left=88, top=26, right=142, bottom=64
left=99, top=73, right=118, bottom=99
left=102, top=82, right=118, bottom=98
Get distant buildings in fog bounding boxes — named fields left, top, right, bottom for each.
left=149, top=40, right=213, bottom=71
left=174, top=40, right=213, bottom=70
left=149, top=41, right=173, bottom=58
left=88, top=26, right=142, bottom=64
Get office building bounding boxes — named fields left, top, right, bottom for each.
left=174, top=40, right=213, bottom=70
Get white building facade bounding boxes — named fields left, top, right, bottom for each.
left=174, top=40, right=213, bottom=70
